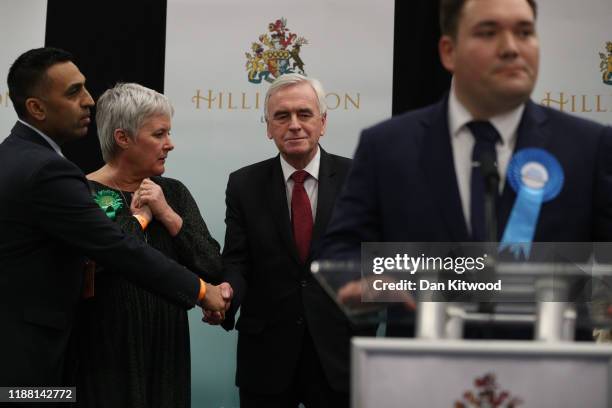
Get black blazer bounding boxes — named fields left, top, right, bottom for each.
left=0, top=122, right=201, bottom=386
left=221, top=147, right=372, bottom=393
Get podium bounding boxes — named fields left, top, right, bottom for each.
left=312, top=242, right=612, bottom=407
left=351, top=339, right=612, bottom=408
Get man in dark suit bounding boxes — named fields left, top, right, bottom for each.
left=214, top=74, right=371, bottom=407
left=0, top=47, right=230, bottom=387
left=320, top=0, right=612, bottom=334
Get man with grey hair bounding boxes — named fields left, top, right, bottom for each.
left=213, top=73, right=372, bottom=407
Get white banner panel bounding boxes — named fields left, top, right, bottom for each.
left=353, top=339, right=612, bottom=408
left=533, top=0, right=612, bottom=125
left=165, top=0, right=394, bottom=240
left=0, top=1, right=47, bottom=140
left=165, top=1, right=394, bottom=405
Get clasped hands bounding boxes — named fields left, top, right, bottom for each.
left=130, top=178, right=183, bottom=236
left=200, top=282, right=233, bottom=323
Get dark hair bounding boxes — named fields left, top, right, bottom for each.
left=7, top=47, right=74, bottom=118
left=439, top=0, right=537, bottom=38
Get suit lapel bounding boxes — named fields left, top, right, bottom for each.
left=497, top=101, right=551, bottom=236
left=514, top=101, right=550, bottom=150
left=421, top=97, right=470, bottom=242
left=267, top=156, right=303, bottom=268
left=268, top=148, right=337, bottom=268
left=310, top=148, right=337, bottom=260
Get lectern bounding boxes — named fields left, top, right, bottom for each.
left=312, top=242, right=612, bottom=407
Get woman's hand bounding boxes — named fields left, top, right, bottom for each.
left=135, top=179, right=183, bottom=235
left=130, top=194, right=153, bottom=223
left=134, top=178, right=170, bottom=217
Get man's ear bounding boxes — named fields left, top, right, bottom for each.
left=24, top=97, right=46, bottom=121
left=320, top=113, right=327, bottom=137
left=439, top=35, right=456, bottom=73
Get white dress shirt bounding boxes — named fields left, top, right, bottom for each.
left=280, top=147, right=320, bottom=221
left=18, top=119, right=64, bottom=157
left=447, top=86, right=524, bottom=233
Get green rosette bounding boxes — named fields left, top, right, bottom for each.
left=93, top=189, right=124, bottom=220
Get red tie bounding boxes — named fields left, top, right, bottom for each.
left=291, top=170, right=313, bottom=263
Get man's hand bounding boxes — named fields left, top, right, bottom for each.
left=202, top=282, right=233, bottom=324
left=202, top=310, right=225, bottom=325
left=337, top=277, right=416, bottom=310
left=200, top=282, right=233, bottom=314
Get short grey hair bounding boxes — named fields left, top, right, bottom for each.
left=264, top=73, right=327, bottom=121
left=96, top=83, right=174, bottom=163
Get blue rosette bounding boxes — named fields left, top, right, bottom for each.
left=499, top=148, right=564, bottom=259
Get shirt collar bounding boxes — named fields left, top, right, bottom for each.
left=280, top=146, right=321, bottom=183
left=18, top=119, right=64, bottom=157
left=448, top=84, right=524, bottom=146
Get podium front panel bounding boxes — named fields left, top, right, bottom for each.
left=352, top=338, right=612, bottom=408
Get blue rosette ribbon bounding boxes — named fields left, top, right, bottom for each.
left=499, top=148, right=564, bottom=259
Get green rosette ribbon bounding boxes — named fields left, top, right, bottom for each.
left=93, top=190, right=124, bottom=220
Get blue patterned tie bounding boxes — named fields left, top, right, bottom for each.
left=467, top=121, right=501, bottom=241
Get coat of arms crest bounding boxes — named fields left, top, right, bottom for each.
left=454, top=373, right=523, bottom=408
left=600, top=41, right=612, bottom=86
left=245, top=17, right=309, bottom=84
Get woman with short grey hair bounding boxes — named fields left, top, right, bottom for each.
left=72, top=83, right=222, bottom=408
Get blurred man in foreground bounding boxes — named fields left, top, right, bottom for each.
left=320, top=0, right=612, bottom=338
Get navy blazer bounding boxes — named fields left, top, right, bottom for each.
left=321, top=97, right=612, bottom=260
left=0, top=122, right=201, bottom=386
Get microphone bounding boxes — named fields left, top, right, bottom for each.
left=479, top=151, right=500, bottom=197
left=478, top=151, right=499, bottom=315
left=478, top=150, right=499, bottom=243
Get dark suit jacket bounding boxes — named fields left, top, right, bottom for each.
left=321, top=97, right=612, bottom=259
left=221, top=147, right=372, bottom=393
left=319, top=98, right=612, bottom=340
left=0, top=122, right=201, bottom=386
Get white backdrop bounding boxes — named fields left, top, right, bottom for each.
left=0, top=1, right=47, bottom=140
left=164, top=0, right=395, bottom=406
left=533, top=0, right=612, bottom=125
left=164, top=0, right=395, bottom=241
